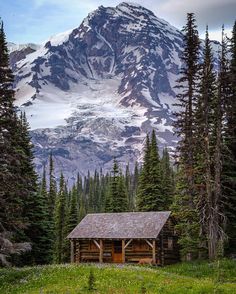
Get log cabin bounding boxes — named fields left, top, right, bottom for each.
left=67, top=211, right=180, bottom=265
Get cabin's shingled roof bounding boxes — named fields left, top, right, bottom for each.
left=67, top=211, right=171, bottom=239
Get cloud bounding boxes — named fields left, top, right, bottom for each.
left=32, top=0, right=100, bottom=11
left=4, top=0, right=235, bottom=43
left=31, top=0, right=235, bottom=34
left=153, top=0, right=236, bottom=30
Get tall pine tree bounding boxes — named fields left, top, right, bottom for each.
left=108, top=159, right=128, bottom=212
left=194, top=26, right=217, bottom=259
left=18, top=114, right=54, bottom=265
left=0, top=21, right=31, bottom=265
left=160, top=147, right=175, bottom=210
left=137, top=132, right=163, bottom=211
left=48, top=152, right=57, bottom=213
left=223, top=21, right=236, bottom=255
left=173, top=13, right=201, bottom=260
left=137, top=134, right=151, bottom=211
left=54, top=173, right=67, bottom=263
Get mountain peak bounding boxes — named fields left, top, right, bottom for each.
left=10, top=3, right=190, bottom=180
left=116, top=2, right=156, bottom=17
left=117, top=2, right=144, bottom=9
left=7, top=42, right=40, bottom=54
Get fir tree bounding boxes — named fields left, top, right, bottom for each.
left=104, top=174, right=113, bottom=212
left=109, top=159, right=119, bottom=212
left=54, top=173, right=67, bottom=263
left=125, top=164, right=133, bottom=210
left=100, top=171, right=110, bottom=212
left=160, top=147, right=175, bottom=210
left=209, top=26, right=230, bottom=258
left=67, top=185, right=79, bottom=233
left=173, top=13, right=201, bottom=260
left=194, top=26, right=218, bottom=258
left=137, top=134, right=151, bottom=211
left=0, top=21, right=31, bottom=265
left=223, top=21, right=236, bottom=255
left=137, top=132, right=163, bottom=211
left=62, top=183, right=77, bottom=263
left=76, top=172, right=83, bottom=196
left=108, top=159, right=128, bottom=212
left=149, top=130, right=163, bottom=210
left=78, top=194, right=87, bottom=221
left=19, top=115, right=54, bottom=265
left=48, top=152, right=57, bottom=213
left=25, top=167, right=53, bottom=264
left=116, top=171, right=128, bottom=212
left=132, top=162, right=139, bottom=209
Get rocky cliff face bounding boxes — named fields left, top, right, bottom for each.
left=9, top=2, right=219, bottom=182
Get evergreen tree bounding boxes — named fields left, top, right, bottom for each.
left=19, top=115, right=54, bottom=265
left=110, top=159, right=119, bottom=212
left=173, top=13, right=201, bottom=260
left=160, top=147, right=175, bottom=210
left=67, top=185, right=79, bottom=233
left=87, top=173, right=94, bottom=213
left=54, top=173, right=67, bottom=263
left=223, top=21, right=236, bottom=255
left=48, top=152, right=57, bottom=213
left=116, top=171, right=128, bottom=212
left=62, top=183, right=77, bottom=263
left=108, top=159, right=128, bottom=212
left=94, top=170, right=101, bottom=212
left=137, top=132, right=163, bottom=211
left=149, top=130, right=163, bottom=210
left=125, top=164, right=132, bottom=210
left=78, top=194, right=87, bottom=221
left=104, top=175, right=113, bottom=212
left=76, top=172, right=83, bottom=196
left=137, top=134, right=151, bottom=211
left=100, top=171, right=110, bottom=212
left=210, top=26, right=230, bottom=258
left=0, top=21, right=31, bottom=265
left=132, top=162, right=139, bottom=209
left=172, top=169, right=200, bottom=259
left=25, top=167, right=52, bottom=264
left=194, top=26, right=218, bottom=258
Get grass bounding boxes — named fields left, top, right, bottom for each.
left=0, top=259, right=236, bottom=293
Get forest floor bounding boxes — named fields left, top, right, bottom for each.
left=1, top=259, right=236, bottom=293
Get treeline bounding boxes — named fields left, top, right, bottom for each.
left=172, top=14, right=236, bottom=260
left=36, top=130, right=175, bottom=264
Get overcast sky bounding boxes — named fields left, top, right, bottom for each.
left=1, top=0, right=235, bottom=44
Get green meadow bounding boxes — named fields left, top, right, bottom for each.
left=1, top=259, right=236, bottom=293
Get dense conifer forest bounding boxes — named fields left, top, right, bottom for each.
left=0, top=14, right=236, bottom=266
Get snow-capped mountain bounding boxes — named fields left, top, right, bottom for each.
left=10, top=2, right=219, bottom=182
left=8, top=42, right=40, bottom=54
left=8, top=42, right=41, bottom=70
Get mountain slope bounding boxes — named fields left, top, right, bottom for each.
left=10, top=2, right=219, bottom=181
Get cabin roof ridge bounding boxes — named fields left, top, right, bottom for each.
left=67, top=211, right=172, bottom=240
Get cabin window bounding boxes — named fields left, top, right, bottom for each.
left=168, top=237, right=173, bottom=250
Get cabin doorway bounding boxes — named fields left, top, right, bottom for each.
left=112, top=240, right=122, bottom=263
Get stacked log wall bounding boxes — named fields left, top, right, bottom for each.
left=161, top=218, right=180, bottom=265
left=72, top=218, right=179, bottom=265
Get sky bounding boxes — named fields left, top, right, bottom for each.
left=1, top=0, right=235, bottom=44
